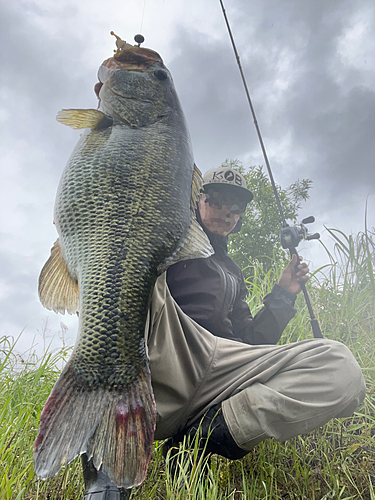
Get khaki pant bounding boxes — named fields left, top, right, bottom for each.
left=146, top=274, right=366, bottom=450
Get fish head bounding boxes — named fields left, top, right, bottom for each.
left=95, top=47, right=179, bottom=128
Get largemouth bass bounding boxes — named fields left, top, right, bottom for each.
left=34, top=37, right=212, bottom=488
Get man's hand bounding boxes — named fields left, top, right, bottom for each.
left=278, top=254, right=310, bottom=295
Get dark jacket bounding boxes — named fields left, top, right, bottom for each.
left=166, top=218, right=296, bottom=345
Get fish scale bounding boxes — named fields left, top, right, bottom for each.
left=34, top=41, right=213, bottom=488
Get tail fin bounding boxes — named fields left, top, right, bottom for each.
left=33, top=360, right=156, bottom=489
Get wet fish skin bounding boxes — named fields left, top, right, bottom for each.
left=55, top=121, right=191, bottom=388
left=34, top=45, right=212, bottom=487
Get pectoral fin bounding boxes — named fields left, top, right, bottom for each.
left=56, top=109, right=113, bottom=130
left=158, top=164, right=214, bottom=273
left=38, top=239, right=79, bottom=314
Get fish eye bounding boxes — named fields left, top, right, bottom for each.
left=154, top=69, right=168, bottom=81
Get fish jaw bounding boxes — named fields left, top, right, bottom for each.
left=95, top=52, right=176, bottom=127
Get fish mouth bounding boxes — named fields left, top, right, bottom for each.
left=102, top=47, right=163, bottom=73
left=115, top=46, right=163, bottom=66
left=94, top=47, right=164, bottom=98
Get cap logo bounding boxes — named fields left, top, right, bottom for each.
left=224, top=171, right=234, bottom=182
left=210, top=169, right=243, bottom=187
left=212, top=170, right=224, bottom=181
left=234, top=173, right=243, bottom=186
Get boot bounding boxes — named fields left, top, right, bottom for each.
left=81, top=455, right=132, bottom=500
left=164, top=402, right=249, bottom=461
left=163, top=402, right=248, bottom=486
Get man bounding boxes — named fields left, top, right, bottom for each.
left=82, top=167, right=366, bottom=499
left=162, top=166, right=309, bottom=460
left=166, top=166, right=305, bottom=346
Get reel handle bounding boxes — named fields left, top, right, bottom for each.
left=306, top=232, right=320, bottom=241
left=302, top=216, right=315, bottom=224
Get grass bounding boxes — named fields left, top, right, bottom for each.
left=1, top=227, right=374, bottom=499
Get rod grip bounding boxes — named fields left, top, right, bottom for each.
left=311, top=319, right=324, bottom=339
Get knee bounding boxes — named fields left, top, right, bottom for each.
left=321, top=339, right=366, bottom=408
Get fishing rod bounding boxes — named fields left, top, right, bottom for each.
left=219, top=0, right=323, bottom=339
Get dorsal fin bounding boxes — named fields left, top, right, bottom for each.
left=158, top=164, right=213, bottom=273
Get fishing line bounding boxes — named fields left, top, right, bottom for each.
left=140, top=0, right=147, bottom=33
left=218, top=0, right=323, bottom=339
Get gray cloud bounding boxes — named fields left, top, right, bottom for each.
left=1, top=0, right=374, bottom=354
left=168, top=1, right=375, bottom=220
left=168, top=29, right=256, bottom=170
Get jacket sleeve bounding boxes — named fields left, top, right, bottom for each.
left=231, top=277, right=297, bottom=345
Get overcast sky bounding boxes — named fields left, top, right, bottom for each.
left=1, top=0, right=374, bottom=357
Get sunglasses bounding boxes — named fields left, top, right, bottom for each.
left=204, top=189, right=247, bottom=213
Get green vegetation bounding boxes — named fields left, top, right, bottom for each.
left=1, top=227, right=374, bottom=499
left=226, top=159, right=312, bottom=273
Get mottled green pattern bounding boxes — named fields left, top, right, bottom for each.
left=55, top=99, right=193, bottom=389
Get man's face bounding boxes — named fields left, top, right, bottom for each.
left=198, top=187, right=247, bottom=236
